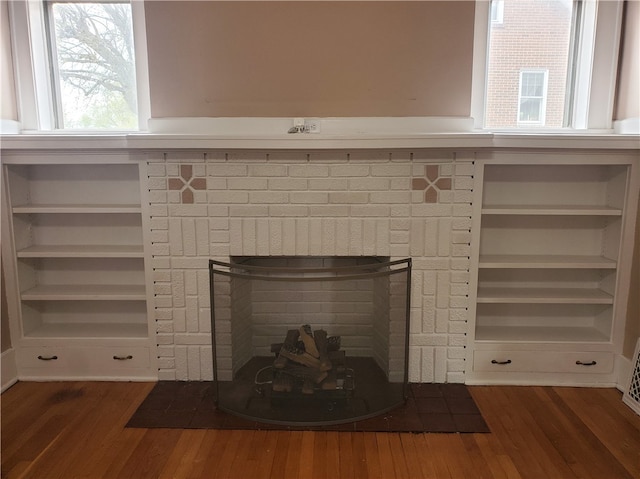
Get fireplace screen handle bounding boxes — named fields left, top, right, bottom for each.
left=113, top=355, right=133, bottom=361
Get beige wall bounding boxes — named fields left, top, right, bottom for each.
left=1, top=0, right=17, bottom=121
left=615, top=0, right=640, bottom=120
left=144, top=1, right=475, bottom=118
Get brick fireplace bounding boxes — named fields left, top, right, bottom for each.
left=147, top=149, right=475, bottom=383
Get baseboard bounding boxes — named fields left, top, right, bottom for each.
left=1, top=349, right=18, bottom=393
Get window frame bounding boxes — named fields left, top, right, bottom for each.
left=8, top=0, right=150, bottom=132
left=471, top=0, right=625, bottom=131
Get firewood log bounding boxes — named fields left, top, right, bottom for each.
left=299, top=324, right=320, bottom=358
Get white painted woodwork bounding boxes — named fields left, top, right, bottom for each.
left=467, top=158, right=639, bottom=386
left=2, top=160, right=156, bottom=380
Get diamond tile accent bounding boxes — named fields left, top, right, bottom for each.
left=412, top=165, right=452, bottom=203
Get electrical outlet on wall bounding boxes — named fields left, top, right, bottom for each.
left=304, top=118, right=321, bottom=133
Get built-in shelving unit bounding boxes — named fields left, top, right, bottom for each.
left=468, top=160, right=638, bottom=385
left=2, top=161, right=155, bottom=379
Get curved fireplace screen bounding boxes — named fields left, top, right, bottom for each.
left=209, top=256, right=411, bottom=426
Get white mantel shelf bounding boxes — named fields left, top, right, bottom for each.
left=1, top=132, right=639, bottom=152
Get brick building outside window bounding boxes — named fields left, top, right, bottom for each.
left=485, top=0, right=574, bottom=128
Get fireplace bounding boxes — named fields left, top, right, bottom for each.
left=209, top=256, right=411, bottom=425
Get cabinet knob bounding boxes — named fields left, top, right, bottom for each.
left=37, top=355, right=58, bottom=361
left=576, top=360, right=597, bottom=366
left=491, top=359, right=512, bottom=365
left=113, top=355, right=133, bottom=361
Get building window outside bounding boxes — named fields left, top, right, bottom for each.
left=490, top=0, right=504, bottom=25
left=518, top=70, right=548, bottom=124
left=47, top=1, right=138, bottom=129
left=484, top=0, right=574, bottom=129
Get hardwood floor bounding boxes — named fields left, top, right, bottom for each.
left=2, top=381, right=639, bottom=479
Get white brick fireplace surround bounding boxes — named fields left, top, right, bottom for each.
left=149, top=150, right=475, bottom=382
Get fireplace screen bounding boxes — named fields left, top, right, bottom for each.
left=209, top=256, right=411, bottom=426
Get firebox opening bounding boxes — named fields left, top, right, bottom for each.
left=209, top=256, right=411, bottom=426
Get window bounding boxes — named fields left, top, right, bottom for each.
left=490, top=0, right=504, bottom=25
left=518, top=71, right=548, bottom=125
left=8, top=0, right=149, bottom=131
left=47, top=2, right=138, bottom=129
left=473, top=0, right=624, bottom=130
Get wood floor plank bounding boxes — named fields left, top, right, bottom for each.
left=3, top=382, right=640, bottom=479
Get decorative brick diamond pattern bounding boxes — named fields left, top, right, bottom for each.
left=412, top=164, right=453, bottom=203
left=147, top=152, right=475, bottom=382
left=168, top=164, right=207, bottom=204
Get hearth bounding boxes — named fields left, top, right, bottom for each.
left=209, top=256, right=411, bottom=426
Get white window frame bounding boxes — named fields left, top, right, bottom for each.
left=8, top=0, right=150, bottom=132
left=471, top=0, right=624, bottom=131
left=517, top=70, right=548, bottom=126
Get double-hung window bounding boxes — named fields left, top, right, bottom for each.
left=518, top=70, right=548, bottom=125
left=8, top=0, right=149, bottom=131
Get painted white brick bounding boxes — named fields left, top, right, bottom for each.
left=370, top=191, right=411, bottom=204
left=290, top=192, right=329, bottom=204
left=196, top=219, right=210, bottom=256
left=309, top=178, right=349, bottom=190
left=289, top=165, right=329, bottom=177
left=182, top=219, right=197, bottom=256
left=296, top=218, right=309, bottom=255
left=269, top=219, right=283, bottom=255
left=455, top=163, right=475, bottom=176
left=228, top=178, right=268, bottom=190
left=371, top=164, right=411, bottom=177
left=174, top=346, right=188, bottom=380
left=437, top=218, right=451, bottom=257
left=309, top=205, right=350, bottom=217
left=147, top=163, right=166, bottom=176
left=455, top=177, right=474, bottom=191
left=329, top=192, right=368, bottom=204
left=447, top=372, right=465, bottom=383
left=149, top=204, right=168, bottom=217
left=208, top=191, right=249, bottom=204
left=390, top=178, right=410, bottom=190
left=349, top=178, right=390, bottom=191
left=268, top=178, right=308, bottom=190
left=249, top=164, right=287, bottom=176
left=248, top=192, right=289, bottom=205
left=409, top=347, right=421, bottom=382
left=351, top=205, right=390, bottom=217
left=390, top=205, right=411, bottom=217
left=330, top=165, right=369, bottom=177
left=421, top=347, right=434, bottom=382
left=188, top=346, right=201, bottom=379
left=411, top=204, right=452, bottom=217
left=207, top=164, right=248, bottom=176
left=435, top=309, right=449, bottom=333
left=269, top=205, right=309, bottom=217
left=435, top=347, right=447, bottom=382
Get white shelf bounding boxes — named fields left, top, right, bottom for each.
left=475, top=325, right=611, bottom=343
left=482, top=205, right=623, bottom=216
left=23, top=322, right=149, bottom=339
left=20, top=284, right=147, bottom=301
left=12, top=204, right=142, bottom=214
left=479, top=255, right=617, bottom=269
left=477, top=287, right=614, bottom=304
left=17, top=244, right=144, bottom=258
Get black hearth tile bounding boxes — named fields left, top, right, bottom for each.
left=221, top=414, right=260, bottom=430
left=354, top=415, right=391, bottom=432
left=415, top=397, right=449, bottom=414
left=446, top=396, right=481, bottom=415
left=419, top=413, right=457, bottom=433
left=452, top=414, right=491, bottom=433
left=410, top=383, right=444, bottom=398
left=189, top=408, right=230, bottom=429
left=386, top=412, right=424, bottom=432
left=441, top=383, right=472, bottom=399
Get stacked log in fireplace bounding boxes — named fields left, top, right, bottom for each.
left=269, top=325, right=353, bottom=396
